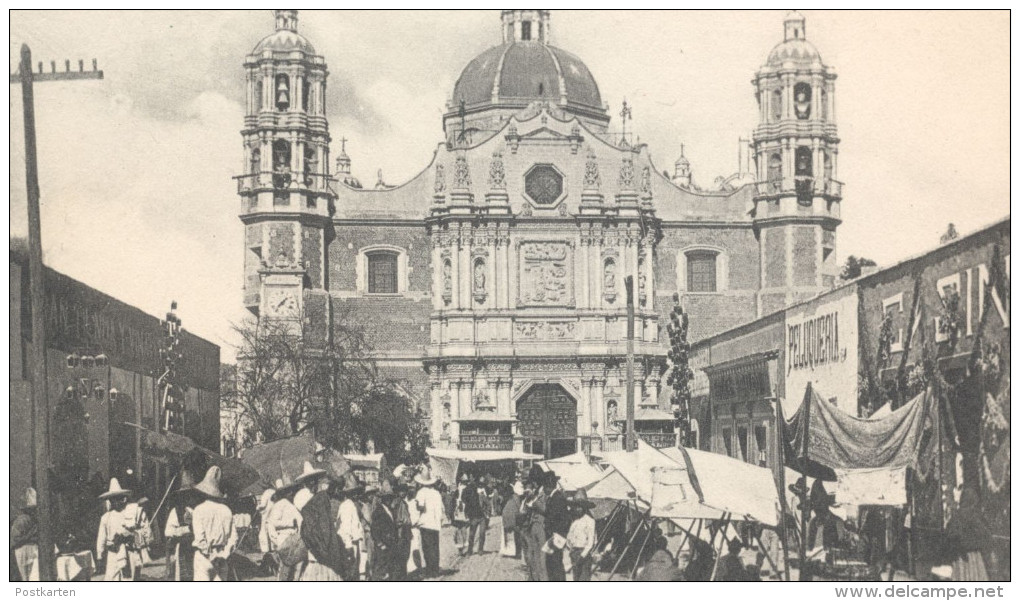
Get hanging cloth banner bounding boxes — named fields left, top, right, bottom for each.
left=783, top=385, right=938, bottom=472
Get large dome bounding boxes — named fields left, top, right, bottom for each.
left=452, top=41, right=603, bottom=111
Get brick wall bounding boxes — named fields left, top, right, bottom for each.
left=328, top=224, right=430, bottom=292
left=764, top=227, right=786, bottom=288
left=333, top=296, right=431, bottom=353
left=793, top=226, right=817, bottom=286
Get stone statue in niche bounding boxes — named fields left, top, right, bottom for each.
left=442, top=259, right=452, bottom=304
left=607, top=399, right=619, bottom=425
left=603, top=260, right=617, bottom=302
left=640, top=166, right=652, bottom=195
left=472, top=260, right=486, bottom=302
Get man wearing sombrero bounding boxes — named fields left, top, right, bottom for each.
left=96, top=478, right=136, bottom=580
left=190, top=466, right=238, bottom=581
left=335, top=473, right=366, bottom=580
left=564, top=489, right=597, bottom=581
left=265, top=477, right=303, bottom=580
left=292, top=461, right=347, bottom=581
left=413, top=467, right=444, bottom=578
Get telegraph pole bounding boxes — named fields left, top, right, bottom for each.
left=11, top=44, right=103, bottom=582
left=625, top=275, right=636, bottom=451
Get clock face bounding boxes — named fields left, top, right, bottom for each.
left=266, top=289, right=299, bottom=317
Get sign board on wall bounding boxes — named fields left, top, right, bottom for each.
left=784, top=288, right=858, bottom=416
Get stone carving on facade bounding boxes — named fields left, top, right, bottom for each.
left=453, top=154, right=471, bottom=189
left=441, top=257, right=452, bottom=305
left=488, top=150, right=506, bottom=189
left=434, top=163, right=446, bottom=194
left=506, top=123, right=520, bottom=153
left=606, top=399, right=619, bottom=424
left=603, top=259, right=618, bottom=303
left=619, top=156, right=636, bottom=190
left=472, top=258, right=487, bottom=303
left=558, top=202, right=569, bottom=216
left=638, top=257, right=647, bottom=305
left=640, top=165, right=652, bottom=195
left=515, top=321, right=576, bottom=341
left=519, top=202, right=533, bottom=216
left=583, top=148, right=601, bottom=190
left=518, top=242, right=572, bottom=306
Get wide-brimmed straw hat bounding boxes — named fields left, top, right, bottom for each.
left=25, top=487, right=37, bottom=509
left=257, top=488, right=276, bottom=511
left=414, top=467, right=439, bottom=486
left=568, top=489, right=596, bottom=509
left=99, top=478, right=132, bottom=500
left=293, top=488, right=313, bottom=510
left=293, top=461, right=328, bottom=486
left=339, top=473, right=364, bottom=494
left=194, top=466, right=225, bottom=499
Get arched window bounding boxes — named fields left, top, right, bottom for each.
left=275, top=74, right=290, bottom=111
left=304, top=146, right=317, bottom=186
left=249, top=146, right=260, bottom=176
left=823, top=151, right=833, bottom=182
left=521, top=21, right=532, bottom=41
left=367, top=251, right=399, bottom=294
left=302, top=80, right=310, bottom=112
left=771, top=88, right=783, bottom=122
left=794, top=82, right=812, bottom=120
left=820, top=87, right=829, bottom=121
left=255, top=80, right=263, bottom=113
left=768, top=153, right=783, bottom=190
left=795, top=146, right=813, bottom=176
left=686, top=251, right=718, bottom=293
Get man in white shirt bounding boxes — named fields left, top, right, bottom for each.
left=266, top=480, right=303, bottom=580
left=191, top=467, right=237, bottom=582
left=564, top=489, right=597, bottom=582
left=336, top=474, right=365, bottom=581
left=96, top=478, right=136, bottom=581
left=413, top=469, right=444, bottom=578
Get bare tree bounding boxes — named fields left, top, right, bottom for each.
left=220, top=312, right=430, bottom=459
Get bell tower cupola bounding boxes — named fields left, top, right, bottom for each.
left=237, top=9, right=335, bottom=328
left=501, top=9, right=551, bottom=43
left=750, top=11, right=842, bottom=315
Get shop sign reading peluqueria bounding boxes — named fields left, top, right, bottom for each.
left=784, top=287, right=859, bottom=416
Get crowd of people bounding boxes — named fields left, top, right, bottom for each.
left=11, top=459, right=783, bottom=583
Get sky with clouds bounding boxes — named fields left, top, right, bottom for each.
left=9, top=10, right=1010, bottom=362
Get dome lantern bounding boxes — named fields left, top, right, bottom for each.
left=501, top=9, right=551, bottom=44
left=784, top=10, right=806, bottom=42
left=274, top=9, right=298, bottom=32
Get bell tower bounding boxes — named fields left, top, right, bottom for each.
left=751, top=11, right=842, bottom=315
left=237, top=10, right=334, bottom=333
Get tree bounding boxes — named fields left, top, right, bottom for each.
left=666, top=293, right=695, bottom=447
left=220, top=312, right=430, bottom=459
left=840, top=255, right=878, bottom=281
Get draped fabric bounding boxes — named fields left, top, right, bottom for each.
left=783, top=385, right=938, bottom=472
left=240, top=434, right=351, bottom=490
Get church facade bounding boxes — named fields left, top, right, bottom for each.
left=236, top=10, right=844, bottom=458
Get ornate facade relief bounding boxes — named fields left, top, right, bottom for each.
left=488, top=150, right=506, bottom=189
left=583, top=148, right=601, bottom=190
left=434, top=163, right=446, bottom=194
left=453, top=154, right=471, bottom=189
left=619, top=156, right=636, bottom=190
left=515, top=320, right=576, bottom=340
left=472, top=256, right=487, bottom=303
left=518, top=242, right=573, bottom=306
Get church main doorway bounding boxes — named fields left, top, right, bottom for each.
left=517, top=384, right=577, bottom=459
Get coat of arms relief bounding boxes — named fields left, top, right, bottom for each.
left=517, top=241, right=573, bottom=307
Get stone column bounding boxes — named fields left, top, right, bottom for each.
left=643, top=237, right=655, bottom=313
left=452, top=227, right=462, bottom=310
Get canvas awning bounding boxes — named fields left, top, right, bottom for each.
left=239, top=434, right=351, bottom=487
left=661, top=446, right=781, bottom=527
left=538, top=452, right=603, bottom=491
left=834, top=466, right=908, bottom=507
left=783, top=384, right=938, bottom=473
left=426, top=447, right=542, bottom=488
left=126, top=422, right=262, bottom=497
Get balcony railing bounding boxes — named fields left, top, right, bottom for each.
left=459, top=434, right=514, bottom=451
left=755, top=176, right=844, bottom=199
left=234, top=171, right=335, bottom=195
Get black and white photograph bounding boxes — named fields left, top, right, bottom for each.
left=7, top=8, right=1010, bottom=589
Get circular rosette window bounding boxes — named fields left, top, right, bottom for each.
left=524, top=163, right=566, bottom=207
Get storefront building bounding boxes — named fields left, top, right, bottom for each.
left=9, top=249, right=220, bottom=538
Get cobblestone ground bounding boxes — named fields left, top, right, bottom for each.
left=430, top=518, right=529, bottom=582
